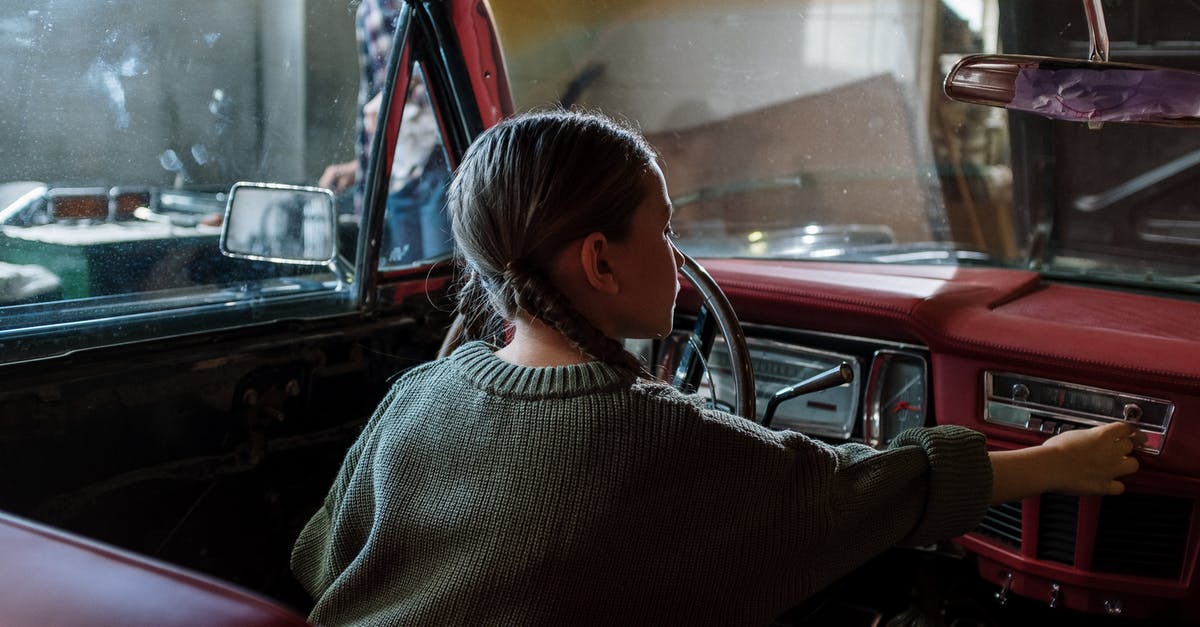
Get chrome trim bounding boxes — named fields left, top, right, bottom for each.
left=698, top=334, right=859, bottom=438
left=983, top=371, right=1172, bottom=454
left=736, top=320, right=928, bottom=353
left=863, top=349, right=928, bottom=448
left=220, top=181, right=340, bottom=268
left=680, top=253, right=756, bottom=420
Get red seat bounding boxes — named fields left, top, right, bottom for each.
left=0, top=510, right=311, bottom=627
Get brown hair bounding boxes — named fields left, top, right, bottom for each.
left=448, top=109, right=657, bottom=376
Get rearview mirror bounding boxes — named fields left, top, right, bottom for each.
left=944, top=0, right=1200, bottom=128
left=944, top=54, right=1200, bottom=127
left=220, top=183, right=337, bottom=265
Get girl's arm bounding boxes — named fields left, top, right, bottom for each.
left=988, top=421, right=1140, bottom=504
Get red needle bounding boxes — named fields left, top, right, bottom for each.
left=892, top=401, right=922, bottom=414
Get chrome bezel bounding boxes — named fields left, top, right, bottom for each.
left=983, top=371, right=1172, bottom=454
left=863, top=349, right=929, bottom=448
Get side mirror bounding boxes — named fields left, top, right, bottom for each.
left=220, top=183, right=337, bottom=265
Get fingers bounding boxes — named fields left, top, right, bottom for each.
left=1095, top=420, right=1135, bottom=439
left=1105, top=479, right=1126, bottom=495
left=320, top=162, right=357, bottom=191
left=1117, top=455, right=1140, bottom=476
left=364, top=93, right=382, bottom=136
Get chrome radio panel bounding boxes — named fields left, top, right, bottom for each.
left=983, top=372, right=1172, bottom=454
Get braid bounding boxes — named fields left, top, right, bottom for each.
left=502, top=263, right=652, bottom=379
left=455, top=268, right=502, bottom=343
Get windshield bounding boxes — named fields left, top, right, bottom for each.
left=489, top=0, right=1200, bottom=294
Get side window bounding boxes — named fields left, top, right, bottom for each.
left=0, top=2, right=360, bottom=364
left=379, top=63, right=454, bottom=269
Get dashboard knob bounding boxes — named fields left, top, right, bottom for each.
left=1104, top=599, right=1124, bottom=616
left=1012, top=383, right=1030, bottom=402
left=1123, top=403, right=1142, bottom=421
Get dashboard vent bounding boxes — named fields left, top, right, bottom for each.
left=1093, top=493, right=1192, bottom=580
left=1036, top=493, right=1079, bottom=565
left=977, top=500, right=1022, bottom=547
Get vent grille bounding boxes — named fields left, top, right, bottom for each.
left=977, top=500, right=1022, bottom=547
left=1093, top=493, right=1192, bottom=580
left=1036, top=493, right=1079, bottom=565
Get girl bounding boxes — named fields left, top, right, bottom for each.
left=291, top=110, right=1139, bottom=626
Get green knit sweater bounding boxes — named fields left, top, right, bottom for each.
left=291, top=341, right=992, bottom=626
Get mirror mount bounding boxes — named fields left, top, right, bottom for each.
left=1083, top=0, right=1109, bottom=63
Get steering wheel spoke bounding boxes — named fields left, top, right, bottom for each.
left=673, top=253, right=757, bottom=421
left=670, top=304, right=716, bottom=393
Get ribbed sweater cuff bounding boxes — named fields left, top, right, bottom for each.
left=892, top=425, right=992, bottom=545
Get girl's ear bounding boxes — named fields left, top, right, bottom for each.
left=578, top=232, right=620, bottom=294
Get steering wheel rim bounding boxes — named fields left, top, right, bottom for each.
left=676, top=252, right=757, bottom=420
left=436, top=253, right=756, bottom=420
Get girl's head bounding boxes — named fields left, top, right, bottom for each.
left=448, top=109, right=682, bottom=375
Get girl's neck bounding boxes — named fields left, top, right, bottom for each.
left=494, top=316, right=593, bottom=367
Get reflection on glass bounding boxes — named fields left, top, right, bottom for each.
left=379, top=63, right=454, bottom=268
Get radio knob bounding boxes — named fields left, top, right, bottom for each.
left=1012, top=384, right=1030, bottom=402
left=1123, top=403, right=1142, bottom=421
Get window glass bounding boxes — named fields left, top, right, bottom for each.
left=489, top=0, right=1200, bottom=293
left=0, top=1, right=361, bottom=363
left=379, top=63, right=454, bottom=269
left=491, top=1, right=951, bottom=261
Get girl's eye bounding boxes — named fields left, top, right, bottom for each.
left=665, top=225, right=679, bottom=240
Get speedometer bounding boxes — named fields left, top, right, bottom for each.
left=863, top=350, right=929, bottom=448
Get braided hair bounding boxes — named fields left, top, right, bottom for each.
left=447, top=110, right=658, bottom=377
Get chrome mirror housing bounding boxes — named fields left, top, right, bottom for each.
left=220, top=182, right=337, bottom=265
left=943, top=0, right=1200, bottom=128
left=944, top=54, right=1200, bottom=128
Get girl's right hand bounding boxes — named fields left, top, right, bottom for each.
left=1040, top=421, right=1142, bottom=495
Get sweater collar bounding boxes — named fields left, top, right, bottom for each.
left=449, top=341, right=633, bottom=398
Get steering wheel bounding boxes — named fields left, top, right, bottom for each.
left=437, top=252, right=756, bottom=420
left=672, top=252, right=756, bottom=420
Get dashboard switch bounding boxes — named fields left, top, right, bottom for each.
left=1040, top=420, right=1059, bottom=434
left=1012, top=383, right=1030, bottom=402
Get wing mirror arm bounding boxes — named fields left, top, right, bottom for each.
left=762, top=362, right=854, bottom=428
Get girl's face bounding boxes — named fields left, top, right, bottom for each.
left=608, top=163, right=685, bottom=339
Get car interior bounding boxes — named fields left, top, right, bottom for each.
left=2, top=1, right=1200, bottom=625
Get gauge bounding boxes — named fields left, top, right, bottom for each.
left=864, top=350, right=928, bottom=448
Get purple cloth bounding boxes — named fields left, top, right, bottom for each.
left=1010, top=66, right=1200, bottom=123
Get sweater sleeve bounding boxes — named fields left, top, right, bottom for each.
left=289, top=380, right=409, bottom=600
left=765, top=423, right=992, bottom=598
left=889, top=425, right=993, bottom=545
left=677, top=408, right=992, bottom=606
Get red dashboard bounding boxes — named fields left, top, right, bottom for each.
left=697, top=258, right=1200, bottom=620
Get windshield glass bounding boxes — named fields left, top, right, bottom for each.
left=489, top=0, right=1200, bottom=294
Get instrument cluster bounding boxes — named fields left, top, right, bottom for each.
left=656, top=324, right=932, bottom=447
